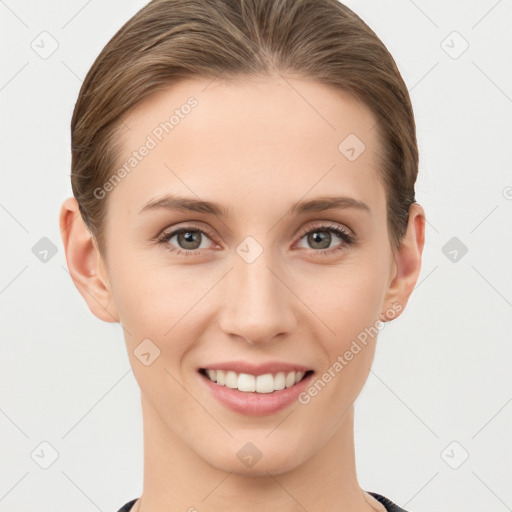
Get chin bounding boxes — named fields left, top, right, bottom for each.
left=196, top=435, right=311, bottom=477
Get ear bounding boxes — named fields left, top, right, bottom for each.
left=59, top=197, right=120, bottom=323
left=381, top=202, right=426, bottom=321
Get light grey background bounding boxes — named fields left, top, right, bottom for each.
left=1, top=1, right=511, bottom=511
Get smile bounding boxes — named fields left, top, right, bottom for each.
left=199, top=368, right=313, bottom=393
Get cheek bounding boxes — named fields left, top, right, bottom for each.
left=109, top=261, right=203, bottom=410
left=305, top=259, right=387, bottom=345
left=109, top=250, right=203, bottom=331
left=108, top=256, right=217, bottom=387
left=298, top=257, right=388, bottom=415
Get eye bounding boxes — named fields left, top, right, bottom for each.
left=295, top=223, right=355, bottom=255
left=155, top=224, right=216, bottom=256
left=154, top=222, right=355, bottom=257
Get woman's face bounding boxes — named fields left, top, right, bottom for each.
left=84, top=75, right=421, bottom=475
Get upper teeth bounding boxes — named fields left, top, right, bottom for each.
left=205, top=369, right=306, bottom=393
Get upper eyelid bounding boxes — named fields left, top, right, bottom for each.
left=158, top=222, right=215, bottom=241
left=297, top=221, right=352, bottom=237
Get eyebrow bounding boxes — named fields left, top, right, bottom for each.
left=138, top=194, right=370, bottom=217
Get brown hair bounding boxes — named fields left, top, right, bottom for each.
left=71, top=0, right=418, bottom=257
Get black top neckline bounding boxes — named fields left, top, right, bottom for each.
left=116, top=491, right=410, bottom=512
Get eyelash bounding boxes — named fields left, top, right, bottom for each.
left=154, top=222, right=356, bottom=257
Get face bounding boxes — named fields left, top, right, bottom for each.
left=71, top=75, right=421, bottom=476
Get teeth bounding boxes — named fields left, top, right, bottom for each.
left=274, top=372, right=286, bottom=390
left=203, top=369, right=308, bottom=393
left=225, top=371, right=238, bottom=389
left=239, top=373, right=256, bottom=392
left=285, top=371, right=295, bottom=388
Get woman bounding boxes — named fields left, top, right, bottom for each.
left=59, top=0, right=425, bottom=510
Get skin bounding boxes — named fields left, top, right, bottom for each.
left=60, top=75, right=425, bottom=512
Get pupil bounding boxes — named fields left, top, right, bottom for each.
left=309, top=231, right=331, bottom=249
left=179, top=231, right=200, bottom=249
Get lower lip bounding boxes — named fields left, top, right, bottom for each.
left=199, top=371, right=314, bottom=416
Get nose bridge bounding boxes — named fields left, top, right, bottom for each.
left=218, top=245, right=296, bottom=344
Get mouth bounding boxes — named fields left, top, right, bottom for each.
left=199, top=368, right=314, bottom=393
left=197, top=362, right=314, bottom=416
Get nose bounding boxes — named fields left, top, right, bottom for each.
left=217, top=248, right=297, bottom=346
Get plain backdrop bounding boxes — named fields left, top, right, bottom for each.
left=1, top=1, right=511, bottom=511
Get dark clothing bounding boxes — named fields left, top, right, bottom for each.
left=368, top=491, right=410, bottom=511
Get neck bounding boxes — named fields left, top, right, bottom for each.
left=137, top=394, right=378, bottom=512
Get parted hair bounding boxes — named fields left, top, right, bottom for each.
left=70, top=0, right=418, bottom=256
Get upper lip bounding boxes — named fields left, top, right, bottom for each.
left=199, top=361, right=312, bottom=376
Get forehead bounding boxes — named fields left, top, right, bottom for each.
left=109, top=75, right=385, bottom=217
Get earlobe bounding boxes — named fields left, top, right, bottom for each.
left=59, top=197, right=120, bottom=323
left=381, top=203, right=426, bottom=322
